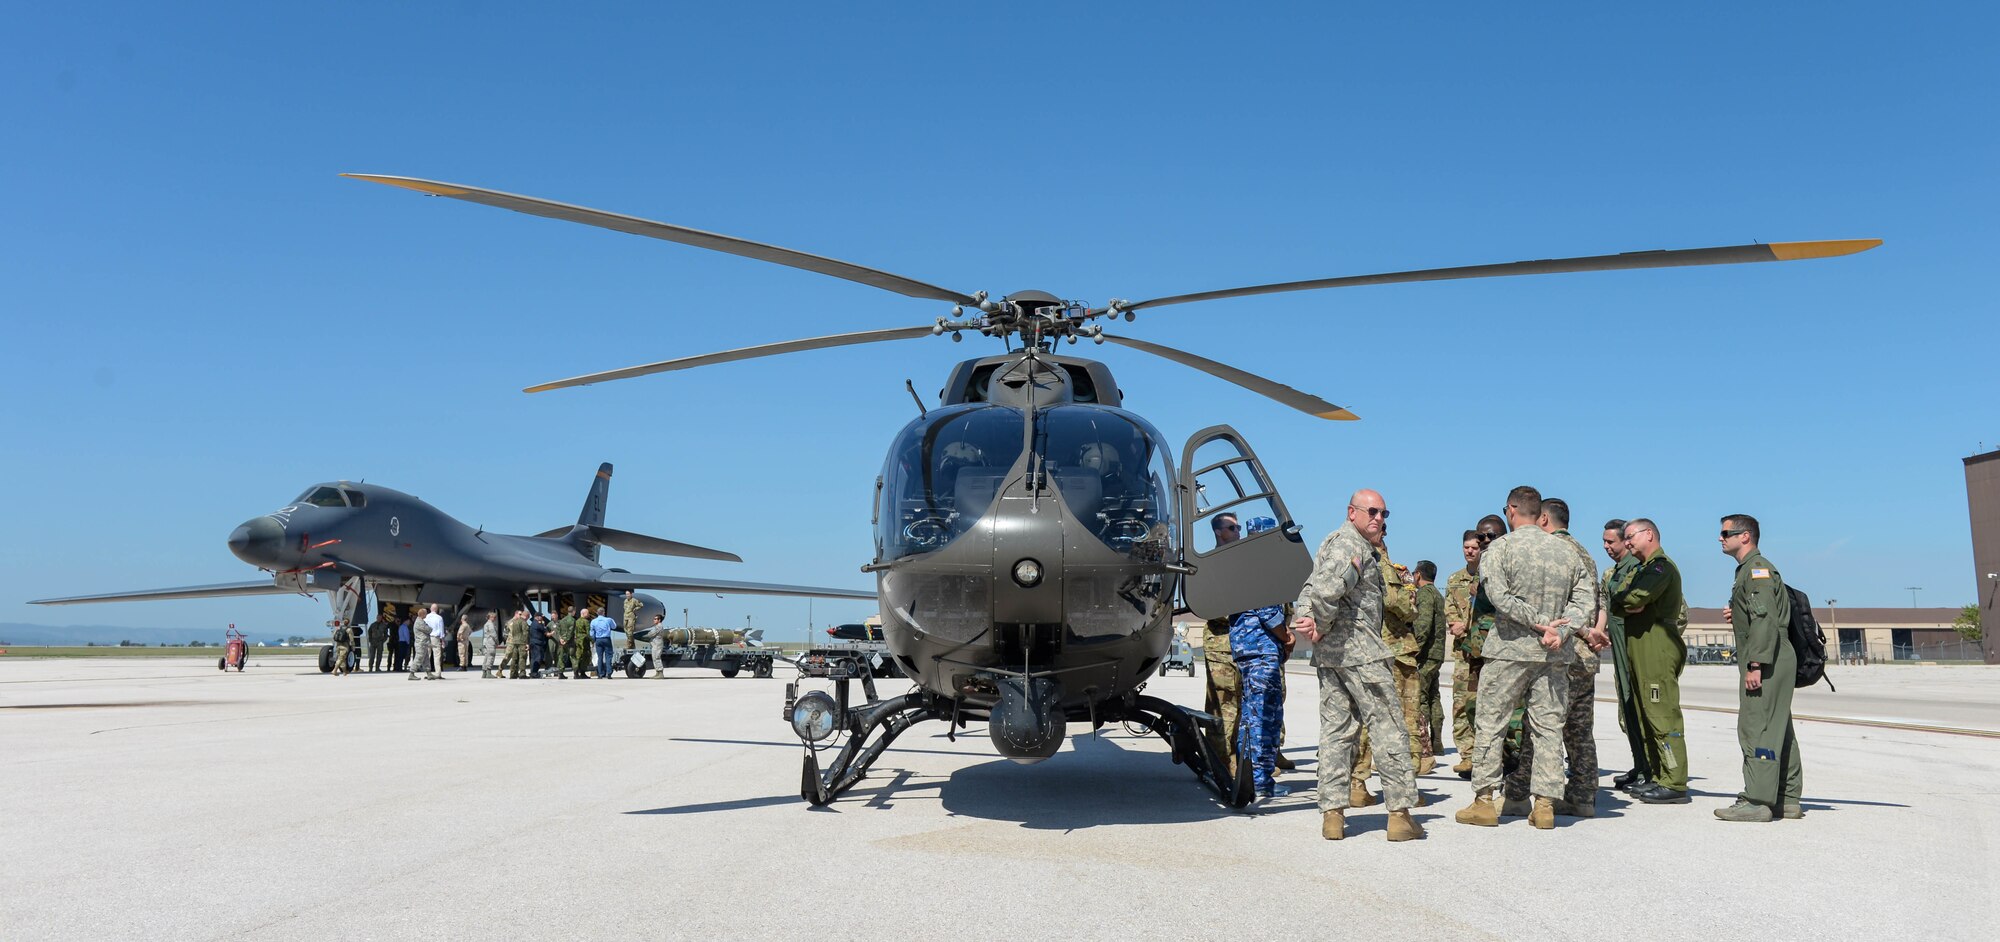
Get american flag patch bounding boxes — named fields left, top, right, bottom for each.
left=1751, top=568, right=1771, bottom=579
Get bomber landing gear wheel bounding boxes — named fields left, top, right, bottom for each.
left=317, top=646, right=335, bottom=674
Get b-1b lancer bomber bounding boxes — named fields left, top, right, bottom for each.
left=31, top=463, right=875, bottom=653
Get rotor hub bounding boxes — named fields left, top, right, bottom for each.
left=933, top=289, right=1127, bottom=348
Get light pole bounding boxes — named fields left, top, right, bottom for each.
left=682, top=607, right=688, bottom=629
left=1826, top=598, right=1840, bottom=662
left=1905, top=586, right=1924, bottom=607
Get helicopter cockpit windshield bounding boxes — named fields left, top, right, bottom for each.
left=1040, top=406, right=1175, bottom=561
left=879, top=405, right=1026, bottom=559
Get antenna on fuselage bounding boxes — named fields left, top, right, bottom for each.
left=904, top=380, right=927, bottom=417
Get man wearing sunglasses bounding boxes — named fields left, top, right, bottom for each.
left=1609, top=519, right=1691, bottom=804
left=1290, top=489, right=1425, bottom=842
left=1454, top=486, right=1595, bottom=830
left=1717, top=515, right=1804, bottom=822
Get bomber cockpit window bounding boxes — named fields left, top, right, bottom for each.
left=878, top=405, right=1026, bottom=560
left=300, top=486, right=348, bottom=508
left=339, top=489, right=366, bottom=508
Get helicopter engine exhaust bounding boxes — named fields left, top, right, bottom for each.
left=988, top=673, right=1065, bottom=764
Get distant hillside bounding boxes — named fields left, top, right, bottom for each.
left=0, top=622, right=306, bottom=647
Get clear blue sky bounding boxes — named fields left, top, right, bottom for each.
left=3, top=3, right=1993, bottom=640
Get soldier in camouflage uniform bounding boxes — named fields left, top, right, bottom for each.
left=503, top=609, right=530, bottom=679
left=1447, top=518, right=1505, bottom=776
left=1609, top=519, right=1691, bottom=804
left=1200, top=514, right=1243, bottom=773
left=1376, top=545, right=1430, bottom=774
left=1502, top=498, right=1610, bottom=817
left=1412, top=560, right=1448, bottom=769
left=1454, top=487, right=1594, bottom=830
left=1289, top=489, right=1424, bottom=843
left=622, top=591, right=642, bottom=653
left=331, top=621, right=353, bottom=676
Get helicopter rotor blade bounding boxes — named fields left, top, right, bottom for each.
left=1118, top=239, right=1882, bottom=313
left=525, top=325, right=938, bottom=393
left=1097, top=333, right=1357, bottom=421
left=342, top=174, right=979, bottom=305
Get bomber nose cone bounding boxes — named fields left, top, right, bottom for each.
left=227, top=516, right=285, bottom=566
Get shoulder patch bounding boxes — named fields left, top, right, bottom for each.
left=1750, top=568, right=1770, bottom=579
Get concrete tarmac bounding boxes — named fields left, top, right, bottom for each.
left=3, top=657, right=1996, bottom=941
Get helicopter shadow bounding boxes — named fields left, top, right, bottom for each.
left=934, top=732, right=1244, bottom=830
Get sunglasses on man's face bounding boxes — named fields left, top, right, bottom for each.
left=1217, top=524, right=1240, bottom=533
left=1720, top=528, right=1746, bottom=539
left=1475, top=533, right=1497, bottom=544
left=1352, top=506, right=1389, bottom=519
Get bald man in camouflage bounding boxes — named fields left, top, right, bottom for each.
left=1290, top=488, right=1425, bottom=843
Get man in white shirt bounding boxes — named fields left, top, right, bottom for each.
left=420, top=605, right=446, bottom=679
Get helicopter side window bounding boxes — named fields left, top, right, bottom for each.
left=301, top=486, right=348, bottom=508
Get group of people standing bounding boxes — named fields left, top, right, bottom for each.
left=329, top=592, right=646, bottom=681
left=1209, top=483, right=1807, bottom=841
left=497, top=601, right=629, bottom=680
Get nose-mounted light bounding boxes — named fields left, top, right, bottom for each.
left=1011, top=558, right=1043, bottom=587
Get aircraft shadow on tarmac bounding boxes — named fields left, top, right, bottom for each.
left=637, top=732, right=1268, bottom=826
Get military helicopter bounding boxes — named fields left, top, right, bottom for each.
left=345, top=173, right=1877, bottom=806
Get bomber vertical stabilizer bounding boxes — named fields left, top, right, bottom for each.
left=575, top=463, right=613, bottom=562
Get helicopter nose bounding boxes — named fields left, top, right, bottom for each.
left=227, top=516, right=286, bottom=566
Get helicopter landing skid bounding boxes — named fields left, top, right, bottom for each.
left=1113, top=694, right=1255, bottom=809
left=796, top=683, right=1254, bottom=809
left=800, top=690, right=946, bottom=807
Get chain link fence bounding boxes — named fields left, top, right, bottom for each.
left=1834, top=638, right=1987, bottom=664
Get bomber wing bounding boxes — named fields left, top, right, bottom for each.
left=29, top=580, right=306, bottom=605
left=598, top=573, right=875, bottom=600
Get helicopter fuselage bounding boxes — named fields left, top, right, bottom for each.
left=872, top=350, right=1182, bottom=760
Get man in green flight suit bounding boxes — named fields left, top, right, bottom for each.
left=572, top=606, right=596, bottom=679
left=1716, top=514, right=1804, bottom=822
left=552, top=605, right=577, bottom=677
left=1600, top=518, right=1651, bottom=792
left=1608, top=518, right=1691, bottom=804
left=1412, top=560, right=1448, bottom=769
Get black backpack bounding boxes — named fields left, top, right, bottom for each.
left=1784, top=585, right=1834, bottom=691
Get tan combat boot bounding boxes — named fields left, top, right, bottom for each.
left=1455, top=791, right=1499, bottom=827
left=1451, top=756, right=1473, bottom=777
left=1530, top=796, right=1555, bottom=830
left=1322, top=809, right=1345, bottom=841
left=1553, top=798, right=1596, bottom=818
left=1386, top=809, right=1426, bottom=842
left=1348, top=781, right=1378, bottom=807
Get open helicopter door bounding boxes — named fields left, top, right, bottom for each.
left=1177, top=426, right=1312, bottom=619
